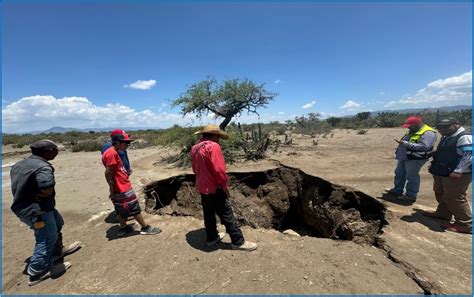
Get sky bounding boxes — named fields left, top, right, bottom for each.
left=2, top=2, right=472, bottom=133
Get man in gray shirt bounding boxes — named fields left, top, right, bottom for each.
left=10, top=140, right=80, bottom=286
left=385, top=116, right=437, bottom=204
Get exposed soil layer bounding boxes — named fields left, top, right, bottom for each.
left=144, top=166, right=387, bottom=244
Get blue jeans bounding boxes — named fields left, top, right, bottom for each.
left=393, top=159, right=428, bottom=198
left=20, top=209, right=64, bottom=275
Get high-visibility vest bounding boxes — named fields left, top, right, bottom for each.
left=404, top=124, right=436, bottom=160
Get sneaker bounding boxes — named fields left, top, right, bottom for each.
left=53, top=241, right=82, bottom=262
left=28, top=262, right=72, bottom=286
left=443, top=224, right=472, bottom=234
left=140, top=225, right=161, bottom=235
left=205, top=232, right=226, bottom=247
left=231, top=241, right=258, bottom=251
left=117, top=225, right=135, bottom=237
left=396, top=195, right=416, bottom=204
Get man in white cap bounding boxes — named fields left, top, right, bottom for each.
left=191, top=124, right=258, bottom=251
left=10, top=140, right=81, bottom=286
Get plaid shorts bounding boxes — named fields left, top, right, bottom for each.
left=112, top=188, right=141, bottom=218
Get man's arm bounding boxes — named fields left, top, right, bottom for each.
left=105, top=166, right=115, bottom=198
left=35, top=167, right=55, bottom=200
left=400, top=130, right=437, bottom=151
left=452, top=134, right=472, bottom=176
left=209, top=144, right=228, bottom=191
left=37, top=187, right=55, bottom=198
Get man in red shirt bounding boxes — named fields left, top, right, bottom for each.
left=102, top=130, right=161, bottom=236
left=191, top=125, right=258, bottom=251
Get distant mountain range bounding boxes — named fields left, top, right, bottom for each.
left=366, top=104, right=472, bottom=116
left=39, top=126, right=159, bottom=134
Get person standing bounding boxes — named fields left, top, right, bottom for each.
left=385, top=116, right=437, bottom=204
left=101, top=130, right=161, bottom=236
left=426, top=117, right=472, bottom=234
left=10, top=140, right=81, bottom=286
left=190, top=125, right=258, bottom=251
left=101, top=129, right=132, bottom=176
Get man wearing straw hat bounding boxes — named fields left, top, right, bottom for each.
left=191, top=124, right=258, bottom=251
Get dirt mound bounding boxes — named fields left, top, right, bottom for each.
left=143, top=166, right=387, bottom=244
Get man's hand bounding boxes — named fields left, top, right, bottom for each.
left=449, top=172, right=462, bottom=178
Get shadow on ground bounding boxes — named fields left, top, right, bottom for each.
left=185, top=228, right=232, bottom=252
left=105, top=223, right=140, bottom=241
left=399, top=208, right=448, bottom=233
left=378, top=193, right=415, bottom=207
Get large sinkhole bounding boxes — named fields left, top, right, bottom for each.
left=143, top=166, right=387, bottom=245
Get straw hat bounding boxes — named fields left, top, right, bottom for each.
left=194, top=124, right=229, bottom=139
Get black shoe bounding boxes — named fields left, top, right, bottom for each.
left=396, top=195, right=416, bottom=204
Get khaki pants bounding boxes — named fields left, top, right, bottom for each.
left=433, top=174, right=472, bottom=229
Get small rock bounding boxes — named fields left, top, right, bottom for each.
left=283, top=229, right=301, bottom=237
left=303, top=275, right=308, bottom=280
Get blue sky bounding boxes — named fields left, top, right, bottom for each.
left=2, top=2, right=472, bottom=133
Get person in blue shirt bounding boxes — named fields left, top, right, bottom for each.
left=101, top=129, right=132, bottom=176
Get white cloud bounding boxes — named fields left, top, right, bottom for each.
left=123, top=79, right=156, bottom=90
left=378, top=92, right=385, bottom=95
left=384, top=70, right=472, bottom=108
left=278, top=111, right=285, bottom=115
left=302, top=100, right=316, bottom=109
left=2, top=95, right=186, bottom=133
left=340, top=100, right=361, bottom=110
left=274, top=79, right=282, bottom=84
left=2, top=95, right=297, bottom=133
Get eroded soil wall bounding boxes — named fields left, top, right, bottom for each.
left=144, top=166, right=386, bottom=244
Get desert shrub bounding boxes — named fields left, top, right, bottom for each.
left=71, top=141, right=102, bottom=152
left=357, top=129, right=368, bottom=135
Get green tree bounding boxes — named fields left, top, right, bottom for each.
left=355, top=111, right=371, bottom=121
left=173, top=77, right=277, bottom=130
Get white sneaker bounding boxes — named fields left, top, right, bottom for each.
left=28, top=261, right=72, bottom=286
left=205, top=232, right=226, bottom=247
left=231, top=241, right=258, bottom=251
left=53, top=241, right=82, bottom=262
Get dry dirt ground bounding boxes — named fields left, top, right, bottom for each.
left=2, top=128, right=471, bottom=294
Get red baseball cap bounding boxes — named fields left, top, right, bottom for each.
left=402, top=116, right=422, bottom=128
left=110, top=129, right=134, bottom=142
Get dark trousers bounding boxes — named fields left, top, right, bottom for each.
left=201, top=189, right=245, bottom=245
left=433, top=173, right=472, bottom=229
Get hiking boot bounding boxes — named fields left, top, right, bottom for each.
left=117, top=225, right=135, bottom=237
left=140, top=225, right=161, bottom=235
left=443, top=224, right=472, bottom=234
left=28, top=261, right=72, bottom=286
left=205, top=232, right=226, bottom=247
left=53, top=241, right=82, bottom=262
left=231, top=241, right=258, bottom=252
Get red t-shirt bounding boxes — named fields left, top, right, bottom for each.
left=101, top=146, right=132, bottom=193
left=190, top=139, right=228, bottom=194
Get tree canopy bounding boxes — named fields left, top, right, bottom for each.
left=172, top=77, right=277, bottom=130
